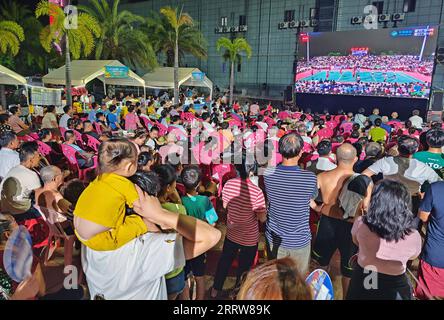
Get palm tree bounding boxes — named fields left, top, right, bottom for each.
left=0, top=19, right=24, bottom=109
left=216, top=37, right=252, bottom=106
left=159, top=6, right=196, bottom=105
left=36, top=0, right=100, bottom=106
left=78, top=0, right=157, bottom=71
left=0, top=0, right=46, bottom=75
left=144, top=10, right=207, bottom=68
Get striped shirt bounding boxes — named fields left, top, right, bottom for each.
left=222, top=178, right=266, bottom=246
left=264, top=165, right=317, bottom=249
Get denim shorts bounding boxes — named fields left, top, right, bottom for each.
left=166, top=269, right=186, bottom=295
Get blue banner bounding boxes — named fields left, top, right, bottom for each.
left=192, top=71, right=205, bottom=81
left=104, top=66, right=129, bottom=78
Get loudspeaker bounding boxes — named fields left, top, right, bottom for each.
left=284, top=86, right=293, bottom=101
left=431, top=91, right=444, bottom=111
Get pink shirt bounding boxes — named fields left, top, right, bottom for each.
left=124, top=113, right=140, bottom=131
left=159, top=143, right=184, bottom=163
left=352, top=216, right=422, bottom=276
left=8, top=115, right=25, bottom=133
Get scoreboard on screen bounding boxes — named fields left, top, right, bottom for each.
left=351, top=47, right=369, bottom=56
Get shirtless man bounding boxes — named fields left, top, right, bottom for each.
left=312, top=144, right=372, bottom=299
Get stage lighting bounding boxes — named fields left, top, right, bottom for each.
left=215, top=27, right=223, bottom=34
left=239, top=25, right=248, bottom=32
left=289, top=20, right=300, bottom=29
left=310, top=19, right=319, bottom=27
left=392, top=13, right=405, bottom=21
left=378, top=14, right=391, bottom=22
left=222, top=26, right=230, bottom=33
left=351, top=16, right=363, bottom=24
left=278, top=22, right=289, bottom=29
left=230, top=26, right=239, bottom=32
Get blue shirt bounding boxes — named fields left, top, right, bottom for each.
left=107, top=112, right=118, bottom=130
left=264, top=165, right=317, bottom=249
left=420, top=181, right=444, bottom=268
left=381, top=123, right=392, bottom=134
left=88, top=110, right=97, bottom=123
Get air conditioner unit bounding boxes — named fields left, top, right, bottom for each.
left=239, top=25, right=248, bottom=32
left=310, top=19, right=319, bottom=27
left=289, top=20, right=300, bottom=28
left=351, top=16, right=363, bottom=24
left=392, top=13, right=405, bottom=21
left=230, top=26, right=239, bottom=32
left=299, top=20, right=310, bottom=28
left=278, top=21, right=289, bottom=29
left=378, top=14, right=391, bottom=22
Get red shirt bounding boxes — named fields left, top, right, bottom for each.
left=222, top=178, right=266, bottom=246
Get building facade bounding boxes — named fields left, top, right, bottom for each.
left=117, top=0, right=444, bottom=102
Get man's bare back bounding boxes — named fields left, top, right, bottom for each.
left=318, top=167, right=355, bottom=220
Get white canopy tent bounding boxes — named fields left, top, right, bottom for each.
left=0, top=64, right=29, bottom=105
left=42, top=60, right=146, bottom=96
left=142, top=67, right=213, bottom=99
left=0, top=64, right=27, bottom=85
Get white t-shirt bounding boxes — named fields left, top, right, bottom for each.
left=0, top=148, right=20, bottom=179
left=59, top=113, right=71, bottom=129
left=0, top=165, right=41, bottom=203
left=256, top=121, right=268, bottom=132
left=82, top=232, right=185, bottom=300
left=316, top=157, right=337, bottom=172
left=409, top=115, right=424, bottom=129
left=367, top=157, right=442, bottom=187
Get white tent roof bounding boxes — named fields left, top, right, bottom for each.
left=142, top=67, right=213, bottom=97
left=42, top=60, right=145, bottom=87
left=0, top=64, right=27, bottom=85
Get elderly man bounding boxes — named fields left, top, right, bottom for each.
left=264, top=132, right=318, bottom=275
left=159, top=132, right=184, bottom=164
left=313, top=143, right=373, bottom=299
left=35, top=166, right=73, bottom=234
left=0, top=131, right=20, bottom=180
left=363, top=135, right=442, bottom=214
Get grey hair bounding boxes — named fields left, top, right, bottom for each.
left=40, top=165, right=62, bottom=184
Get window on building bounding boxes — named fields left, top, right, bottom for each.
left=221, top=16, right=228, bottom=26
left=237, top=63, right=241, bottom=72
left=403, top=0, right=416, bottom=13
left=239, top=15, right=247, bottom=26
left=284, top=10, right=295, bottom=22
left=372, top=1, right=384, bottom=14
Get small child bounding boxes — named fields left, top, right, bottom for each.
left=73, top=138, right=150, bottom=251
left=180, top=165, right=218, bottom=300
left=152, top=164, right=187, bottom=300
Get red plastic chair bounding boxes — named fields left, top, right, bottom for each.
left=18, top=134, right=35, bottom=142
left=61, top=144, right=97, bottom=180
left=314, top=128, right=334, bottom=141
left=34, top=205, right=76, bottom=268
left=155, top=122, right=168, bottom=136
left=72, top=129, right=84, bottom=147
left=211, top=163, right=237, bottom=197
left=93, top=122, right=103, bottom=135
left=29, top=132, right=40, bottom=140
left=140, top=116, right=154, bottom=130
left=84, top=134, right=101, bottom=152
left=59, top=127, right=67, bottom=139
left=339, top=122, right=354, bottom=134
left=36, top=140, right=52, bottom=157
